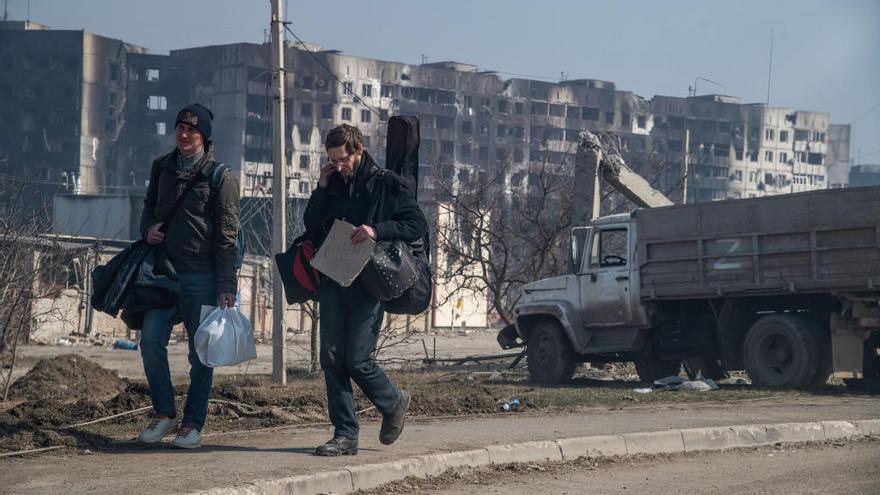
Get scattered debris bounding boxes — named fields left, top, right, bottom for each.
left=632, top=375, right=719, bottom=394
left=501, top=399, right=521, bottom=411
left=113, top=339, right=138, bottom=351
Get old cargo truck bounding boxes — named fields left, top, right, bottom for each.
left=500, top=184, right=880, bottom=390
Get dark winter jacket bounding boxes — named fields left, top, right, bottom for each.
left=303, top=150, right=427, bottom=248
left=139, top=144, right=240, bottom=294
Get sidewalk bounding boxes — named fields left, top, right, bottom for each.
left=3, top=395, right=879, bottom=495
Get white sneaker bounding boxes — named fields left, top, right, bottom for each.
left=171, top=424, right=202, bottom=449
left=138, top=415, right=177, bottom=444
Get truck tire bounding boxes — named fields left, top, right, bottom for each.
left=526, top=320, right=575, bottom=385
left=843, top=332, right=880, bottom=393
left=634, top=355, right=681, bottom=383
left=742, top=314, right=819, bottom=389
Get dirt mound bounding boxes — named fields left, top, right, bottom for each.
left=9, top=354, right=128, bottom=402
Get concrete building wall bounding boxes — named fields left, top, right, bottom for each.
left=828, top=124, right=851, bottom=188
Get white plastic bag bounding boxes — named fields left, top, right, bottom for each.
left=194, top=306, right=257, bottom=367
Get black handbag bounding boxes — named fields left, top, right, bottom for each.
left=360, top=239, right=419, bottom=302
left=358, top=167, right=433, bottom=315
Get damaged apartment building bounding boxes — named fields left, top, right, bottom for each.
left=0, top=20, right=846, bottom=232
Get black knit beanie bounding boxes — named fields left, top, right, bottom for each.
left=176, top=103, right=213, bottom=141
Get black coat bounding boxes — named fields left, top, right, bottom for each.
left=303, top=151, right=427, bottom=246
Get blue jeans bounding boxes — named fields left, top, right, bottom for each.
left=319, top=280, right=402, bottom=440
left=140, top=272, right=217, bottom=431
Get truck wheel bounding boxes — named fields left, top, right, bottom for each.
left=742, top=314, right=819, bottom=388
left=634, top=355, right=681, bottom=383
left=526, top=320, right=575, bottom=385
left=843, top=332, right=880, bottom=393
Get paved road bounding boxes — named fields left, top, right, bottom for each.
left=2, top=395, right=878, bottom=494
left=417, top=439, right=880, bottom=495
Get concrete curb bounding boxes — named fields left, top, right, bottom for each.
left=195, top=418, right=879, bottom=495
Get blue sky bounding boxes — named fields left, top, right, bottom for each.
left=10, top=0, right=880, bottom=163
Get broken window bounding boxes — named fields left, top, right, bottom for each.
left=549, top=104, right=565, bottom=117
left=765, top=128, right=775, bottom=141
left=463, top=95, right=472, bottom=109
left=441, top=140, right=454, bottom=155
left=637, top=115, right=646, bottom=129
left=515, top=102, right=524, bottom=115
left=298, top=127, right=311, bottom=144
left=481, top=97, right=491, bottom=109
left=146, top=69, right=160, bottom=82
left=362, top=84, right=372, bottom=97
left=479, top=122, right=489, bottom=136
left=299, top=154, right=310, bottom=169
left=436, top=91, right=455, bottom=104
left=380, top=84, right=395, bottom=97
left=718, top=121, right=731, bottom=134
left=147, top=95, right=167, bottom=110
left=109, top=63, right=119, bottom=81
left=779, top=152, right=788, bottom=163
left=566, top=106, right=579, bottom=119
left=714, top=144, right=729, bottom=157
left=513, top=126, right=525, bottom=139
left=582, top=107, right=600, bottom=121
left=496, top=148, right=509, bottom=163
left=299, top=181, right=310, bottom=194
left=497, top=125, right=508, bottom=137
left=301, top=102, right=312, bottom=118
left=794, top=129, right=809, bottom=141
left=749, top=151, right=758, bottom=162
left=749, top=171, right=757, bottom=183
left=361, top=110, right=372, bottom=123
left=343, top=82, right=353, bottom=95
left=437, top=116, right=454, bottom=130
left=779, top=130, right=789, bottom=142
left=301, top=76, right=315, bottom=89
left=477, top=146, right=489, bottom=164
left=764, top=150, right=773, bottom=162
left=514, top=148, right=524, bottom=163
left=566, top=129, right=580, bottom=143
left=814, top=131, right=825, bottom=142
left=531, top=102, right=548, bottom=116
left=732, top=170, right=743, bottom=181
left=379, top=109, right=389, bottom=121
left=605, top=111, right=615, bottom=125
left=497, top=100, right=508, bottom=114
left=459, top=144, right=471, bottom=159
left=668, top=140, right=682, bottom=152
left=341, top=107, right=352, bottom=121
left=321, top=104, right=333, bottom=119
left=621, top=113, right=631, bottom=127
left=807, top=153, right=823, bottom=165
left=461, top=120, right=472, bottom=134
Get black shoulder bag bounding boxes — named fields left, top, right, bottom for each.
left=358, top=171, right=433, bottom=315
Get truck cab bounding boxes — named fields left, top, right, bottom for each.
left=501, top=214, right=654, bottom=384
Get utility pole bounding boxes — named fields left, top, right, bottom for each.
left=682, top=128, right=690, bottom=204
left=270, top=0, right=287, bottom=385
left=591, top=151, right=602, bottom=220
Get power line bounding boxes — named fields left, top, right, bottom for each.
left=283, top=24, right=383, bottom=118
left=851, top=102, right=880, bottom=125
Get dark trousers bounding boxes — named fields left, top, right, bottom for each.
left=319, top=281, right=401, bottom=440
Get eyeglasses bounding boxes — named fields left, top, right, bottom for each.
left=328, top=154, right=352, bottom=166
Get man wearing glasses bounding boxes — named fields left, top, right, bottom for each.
left=136, top=103, right=241, bottom=449
left=304, top=124, right=427, bottom=456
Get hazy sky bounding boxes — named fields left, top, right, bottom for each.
left=9, top=0, right=879, bottom=163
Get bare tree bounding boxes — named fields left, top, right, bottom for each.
left=0, top=184, right=89, bottom=401
left=433, top=153, right=574, bottom=326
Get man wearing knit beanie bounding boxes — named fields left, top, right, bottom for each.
left=137, top=103, right=241, bottom=449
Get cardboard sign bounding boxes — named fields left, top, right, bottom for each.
left=310, top=219, right=375, bottom=287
